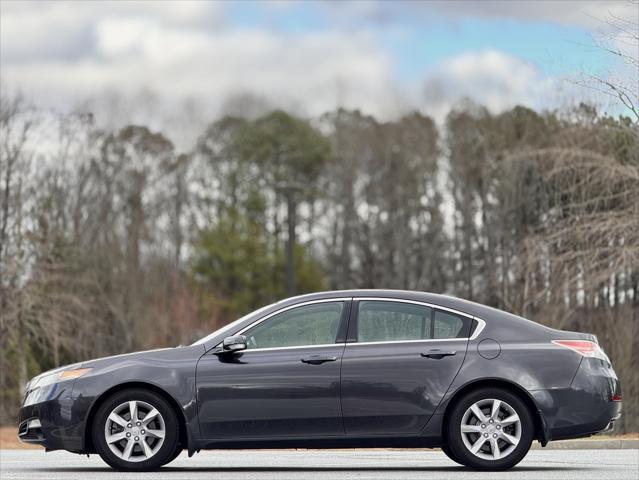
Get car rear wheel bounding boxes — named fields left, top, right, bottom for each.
left=93, top=388, right=180, bottom=471
left=446, top=387, right=533, bottom=470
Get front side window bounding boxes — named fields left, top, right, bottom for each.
left=356, top=301, right=471, bottom=342
left=243, top=302, right=344, bottom=350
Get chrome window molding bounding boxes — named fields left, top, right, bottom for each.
left=353, top=297, right=473, bottom=318
left=217, top=296, right=487, bottom=353
left=217, top=297, right=351, bottom=352
left=469, top=317, right=486, bottom=340
left=230, top=343, right=344, bottom=353
left=353, top=297, right=487, bottom=344
left=346, top=338, right=469, bottom=347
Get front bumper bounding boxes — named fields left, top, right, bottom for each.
left=17, top=418, right=45, bottom=443
left=17, top=381, right=91, bottom=452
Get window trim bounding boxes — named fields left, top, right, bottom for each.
left=216, top=296, right=486, bottom=352
left=348, top=297, right=486, bottom=346
left=225, top=298, right=351, bottom=353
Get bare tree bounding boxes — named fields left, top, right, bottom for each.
left=578, top=0, right=639, bottom=121
left=0, top=91, right=36, bottom=417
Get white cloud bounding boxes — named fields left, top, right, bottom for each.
left=1, top=0, right=623, bottom=140
left=328, top=0, right=637, bottom=29
left=430, top=0, right=635, bottom=28
left=0, top=1, right=224, bottom=62
left=420, top=50, right=586, bottom=121
left=2, top=13, right=396, bottom=124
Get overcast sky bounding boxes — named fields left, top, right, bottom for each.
left=1, top=0, right=636, bottom=132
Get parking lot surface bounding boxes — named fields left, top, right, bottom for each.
left=1, top=448, right=637, bottom=480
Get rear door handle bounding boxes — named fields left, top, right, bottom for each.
left=301, top=355, right=338, bottom=365
left=421, top=349, right=457, bottom=359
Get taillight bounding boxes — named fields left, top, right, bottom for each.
left=611, top=394, right=622, bottom=402
left=552, top=340, right=610, bottom=363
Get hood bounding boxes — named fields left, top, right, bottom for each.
left=79, top=344, right=205, bottom=370
left=80, top=347, right=175, bottom=368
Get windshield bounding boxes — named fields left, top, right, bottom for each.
left=190, top=302, right=277, bottom=346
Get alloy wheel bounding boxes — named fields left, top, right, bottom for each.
left=104, top=400, right=166, bottom=462
left=459, top=398, right=521, bottom=461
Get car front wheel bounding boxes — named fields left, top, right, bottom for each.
left=441, top=444, right=462, bottom=465
left=446, top=387, right=534, bottom=470
left=92, top=388, right=180, bottom=471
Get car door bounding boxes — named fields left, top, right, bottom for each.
left=340, top=298, right=471, bottom=436
left=196, top=298, right=350, bottom=439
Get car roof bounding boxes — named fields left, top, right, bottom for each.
left=199, top=289, right=547, bottom=351
left=277, top=289, right=499, bottom=319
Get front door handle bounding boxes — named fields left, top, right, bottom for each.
left=421, top=349, right=457, bottom=359
left=301, top=355, right=338, bottom=365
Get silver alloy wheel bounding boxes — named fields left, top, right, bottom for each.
left=460, top=398, right=521, bottom=461
left=104, top=400, right=166, bottom=463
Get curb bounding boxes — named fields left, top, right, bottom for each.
left=531, top=439, right=639, bottom=450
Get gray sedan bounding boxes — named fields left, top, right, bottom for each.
left=18, top=290, right=622, bottom=471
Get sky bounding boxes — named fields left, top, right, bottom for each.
left=1, top=0, right=637, bottom=132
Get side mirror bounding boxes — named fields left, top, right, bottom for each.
left=222, top=335, right=247, bottom=353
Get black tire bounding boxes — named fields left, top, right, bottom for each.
left=92, top=388, right=180, bottom=471
left=162, top=447, right=183, bottom=466
left=446, top=387, right=533, bottom=471
left=441, top=444, right=462, bottom=465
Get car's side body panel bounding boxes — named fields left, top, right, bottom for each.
left=433, top=304, right=619, bottom=442
left=340, top=338, right=467, bottom=435
left=340, top=297, right=473, bottom=436
left=195, top=297, right=351, bottom=439
left=196, top=343, right=346, bottom=439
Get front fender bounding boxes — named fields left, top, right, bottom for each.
left=71, top=345, right=204, bottom=453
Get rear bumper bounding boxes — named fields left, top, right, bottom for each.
left=531, top=357, right=622, bottom=441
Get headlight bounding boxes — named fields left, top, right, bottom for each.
left=31, top=368, right=92, bottom=389
left=24, top=368, right=92, bottom=407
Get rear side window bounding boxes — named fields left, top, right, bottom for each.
left=355, top=300, right=472, bottom=342
left=357, top=301, right=432, bottom=342
left=433, top=310, right=470, bottom=338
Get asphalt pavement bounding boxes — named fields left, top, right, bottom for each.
left=1, top=448, right=638, bottom=480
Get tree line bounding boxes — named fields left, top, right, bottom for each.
left=1, top=93, right=637, bottom=431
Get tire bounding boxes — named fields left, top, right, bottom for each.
left=446, top=387, right=533, bottom=471
left=441, top=444, right=462, bottom=465
left=162, top=447, right=183, bottom=466
left=92, top=388, right=180, bottom=471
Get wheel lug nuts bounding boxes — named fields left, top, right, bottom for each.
left=126, top=432, right=131, bottom=437
left=484, top=433, right=488, bottom=437
left=496, top=425, right=501, bottom=429
left=127, top=424, right=132, bottom=428
left=493, top=434, right=498, bottom=438
left=489, top=419, right=494, bottom=423
left=481, top=424, right=486, bottom=428
left=134, top=436, right=139, bottom=441
left=136, top=422, right=141, bottom=426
